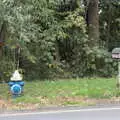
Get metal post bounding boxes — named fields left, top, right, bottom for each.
left=118, top=61, right=120, bottom=88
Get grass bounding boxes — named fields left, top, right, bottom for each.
left=0, top=78, right=118, bottom=109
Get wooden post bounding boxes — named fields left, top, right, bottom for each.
left=117, top=61, right=120, bottom=89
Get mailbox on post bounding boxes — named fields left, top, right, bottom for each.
left=112, top=48, right=120, bottom=59
left=112, top=48, right=120, bottom=89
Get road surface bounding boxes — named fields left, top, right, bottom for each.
left=1, top=106, right=120, bottom=120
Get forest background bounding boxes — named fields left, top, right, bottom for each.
left=0, top=0, right=120, bottom=81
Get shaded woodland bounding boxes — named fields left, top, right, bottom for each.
left=0, top=0, right=120, bottom=80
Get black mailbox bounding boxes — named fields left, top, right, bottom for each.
left=112, top=48, right=120, bottom=59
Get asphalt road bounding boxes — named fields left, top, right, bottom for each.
left=1, top=106, right=120, bottom=120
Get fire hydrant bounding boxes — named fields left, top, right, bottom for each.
left=8, top=70, right=24, bottom=96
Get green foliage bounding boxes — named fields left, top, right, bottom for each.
left=100, top=0, right=120, bottom=50
left=0, top=59, right=13, bottom=81
left=0, top=0, right=119, bottom=80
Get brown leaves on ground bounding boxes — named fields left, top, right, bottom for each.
left=0, top=98, right=39, bottom=110
left=0, top=99, right=7, bottom=109
left=53, top=96, right=120, bottom=106
left=0, top=96, right=120, bottom=111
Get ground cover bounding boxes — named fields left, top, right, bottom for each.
left=0, top=78, right=119, bottom=110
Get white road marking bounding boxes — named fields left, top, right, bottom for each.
left=1, top=107, right=120, bottom=117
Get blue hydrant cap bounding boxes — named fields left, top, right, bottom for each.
left=11, top=84, right=22, bottom=95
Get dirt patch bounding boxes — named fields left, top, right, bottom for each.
left=50, top=96, right=120, bottom=106
left=0, top=99, right=40, bottom=111
left=0, top=97, right=120, bottom=111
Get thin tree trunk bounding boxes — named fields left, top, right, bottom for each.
left=0, top=47, right=2, bottom=58
left=0, top=22, right=6, bottom=58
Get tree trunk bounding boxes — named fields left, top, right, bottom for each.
left=85, top=0, right=100, bottom=75
left=0, top=47, right=2, bottom=58
left=0, top=22, right=6, bottom=58
left=87, top=0, right=99, bottom=47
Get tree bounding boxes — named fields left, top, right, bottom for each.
left=100, top=0, right=120, bottom=51
left=85, top=0, right=99, bottom=47
left=0, top=22, right=6, bottom=57
left=0, top=0, right=36, bottom=81
left=0, top=0, right=119, bottom=80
